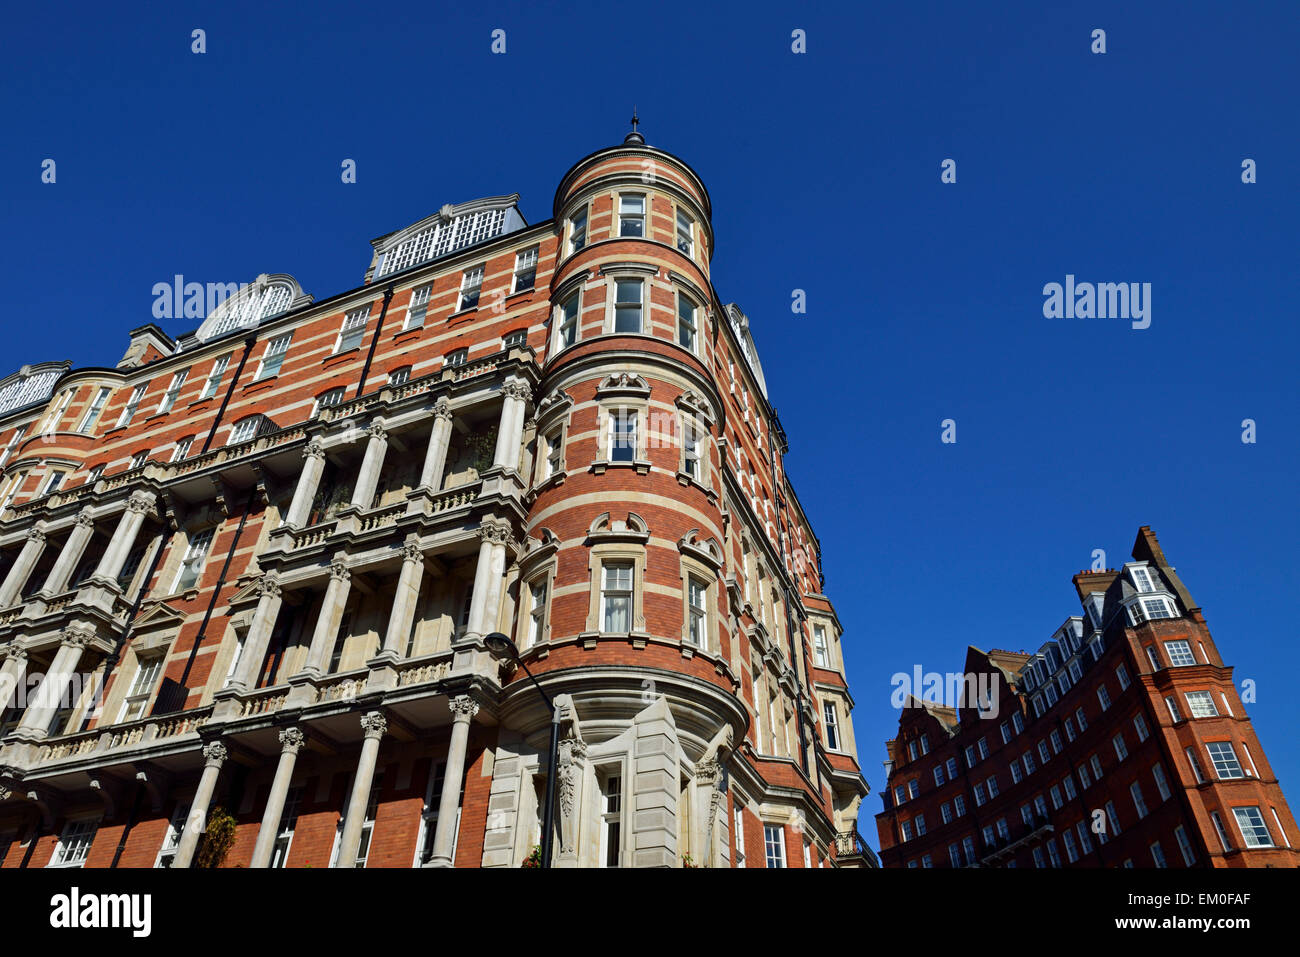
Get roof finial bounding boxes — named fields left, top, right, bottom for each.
left=624, top=106, right=645, bottom=145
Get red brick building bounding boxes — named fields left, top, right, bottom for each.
left=876, top=527, right=1298, bottom=869
left=0, top=124, right=870, bottom=869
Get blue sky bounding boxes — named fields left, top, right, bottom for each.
left=3, top=1, right=1296, bottom=852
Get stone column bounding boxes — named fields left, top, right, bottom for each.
left=490, top=380, right=530, bottom=471
left=348, top=421, right=388, bottom=511
left=172, top=741, right=228, bottom=869
left=37, top=510, right=96, bottom=597
left=335, top=711, right=386, bottom=868
left=16, top=627, right=94, bottom=738
left=417, top=399, right=454, bottom=492
left=90, top=492, right=152, bottom=586
left=224, top=574, right=282, bottom=694
left=429, top=695, right=478, bottom=867
left=0, top=527, right=47, bottom=607
left=250, top=727, right=306, bottom=868
left=379, top=541, right=424, bottom=659
left=300, top=561, right=351, bottom=677
left=0, top=646, right=28, bottom=714
left=462, top=521, right=510, bottom=644
left=282, top=441, right=327, bottom=529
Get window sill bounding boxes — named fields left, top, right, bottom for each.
left=531, top=470, right=567, bottom=496
left=244, top=376, right=278, bottom=391
left=392, top=326, right=424, bottom=340
left=675, top=470, right=717, bottom=503
left=449, top=306, right=478, bottom=322
left=186, top=397, right=216, bottom=410
left=323, top=348, right=362, bottom=365
left=591, top=459, right=651, bottom=476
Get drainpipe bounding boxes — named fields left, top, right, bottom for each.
left=199, top=335, right=257, bottom=456
left=355, top=284, right=395, bottom=399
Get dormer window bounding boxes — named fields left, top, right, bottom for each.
left=229, top=416, right=264, bottom=446
left=1127, top=596, right=1177, bottom=625
left=1130, top=565, right=1156, bottom=593
left=618, top=194, right=645, bottom=238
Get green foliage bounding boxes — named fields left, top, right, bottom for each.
left=194, top=806, right=237, bottom=869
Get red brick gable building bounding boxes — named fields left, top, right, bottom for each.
left=877, top=527, right=1298, bottom=869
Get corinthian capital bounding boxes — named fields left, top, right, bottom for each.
left=329, top=561, right=352, bottom=583
left=360, top=711, right=387, bottom=740
left=256, top=573, right=282, bottom=600
left=303, top=440, right=327, bottom=462
left=125, top=492, right=154, bottom=515
left=366, top=420, right=387, bottom=442
left=432, top=398, right=453, bottom=422
left=74, top=510, right=96, bottom=530
left=477, top=521, right=511, bottom=546
left=26, top=526, right=47, bottom=545
left=202, top=741, right=229, bottom=766
left=59, top=626, right=95, bottom=650
left=449, top=696, right=480, bottom=721
left=278, top=728, right=306, bottom=754
left=502, top=381, right=532, bottom=403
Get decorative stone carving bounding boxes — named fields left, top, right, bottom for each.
left=0, top=645, right=27, bottom=662
left=59, top=626, right=95, bottom=649
left=449, top=696, right=479, bottom=721
left=478, top=521, right=511, bottom=546
left=26, top=527, right=47, bottom=545
left=303, top=440, right=327, bottom=461
left=125, top=492, right=153, bottom=515
left=366, top=421, right=387, bottom=442
left=202, top=741, right=229, bottom=765
left=360, top=711, right=387, bottom=739
left=502, top=381, right=532, bottom=403
left=74, top=510, right=96, bottom=530
left=328, top=561, right=351, bottom=583
left=256, top=573, right=282, bottom=600
left=278, top=728, right=306, bottom=754
left=401, top=541, right=423, bottom=564
left=431, top=397, right=453, bottom=421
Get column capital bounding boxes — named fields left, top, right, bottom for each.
left=431, top=398, right=453, bottom=422
left=25, top=526, right=47, bottom=545
left=256, top=573, right=282, bottom=600
left=400, top=541, right=424, bottom=564
left=329, top=560, right=352, bottom=583
left=0, top=644, right=28, bottom=663
left=502, top=380, right=532, bottom=403
left=125, top=491, right=154, bottom=515
left=58, top=625, right=96, bottom=650
left=695, top=758, right=723, bottom=788
left=360, top=711, right=387, bottom=740
left=278, top=727, right=306, bottom=754
left=303, top=439, right=327, bottom=461
left=202, top=741, right=229, bottom=766
left=73, top=509, right=96, bottom=530
left=449, top=696, right=480, bottom=722
left=477, top=520, right=511, bottom=546
left=366, top=420, right=388, bottom=442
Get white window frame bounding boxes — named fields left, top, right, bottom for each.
left=457, top=266, right=484, bottom=312
left=157, top=369, right=188, bottom=415
left=169, top=436, right=194, bottom=463
left=763, top=824, right=786, bottom=868
left=512, top=246, right=539, bottom=294
left=613, top=278, right=643, bottom=334
left=173, top=527, right=214, bottom=592
left=116, top=384, right=148, bottom=428
left=618, top=193, right=645, bottom=238
left=600, top=561, right=634, bottom=633
left=48, top=817, right=100, bottom=868
left=200, top=354, right=230, bottom=399
left=256, top=334, right=292, bottom=380
left=76, top=386, right=112, bottom=433
left=118, top=655, right=164, bottom=723
left=555, top=290, right=580, bottom=350
left=823, top=700, right=840, bottom=751
left=336, top=307, right=371, bottom=353
left=405, top=285, right=431, bottom=330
